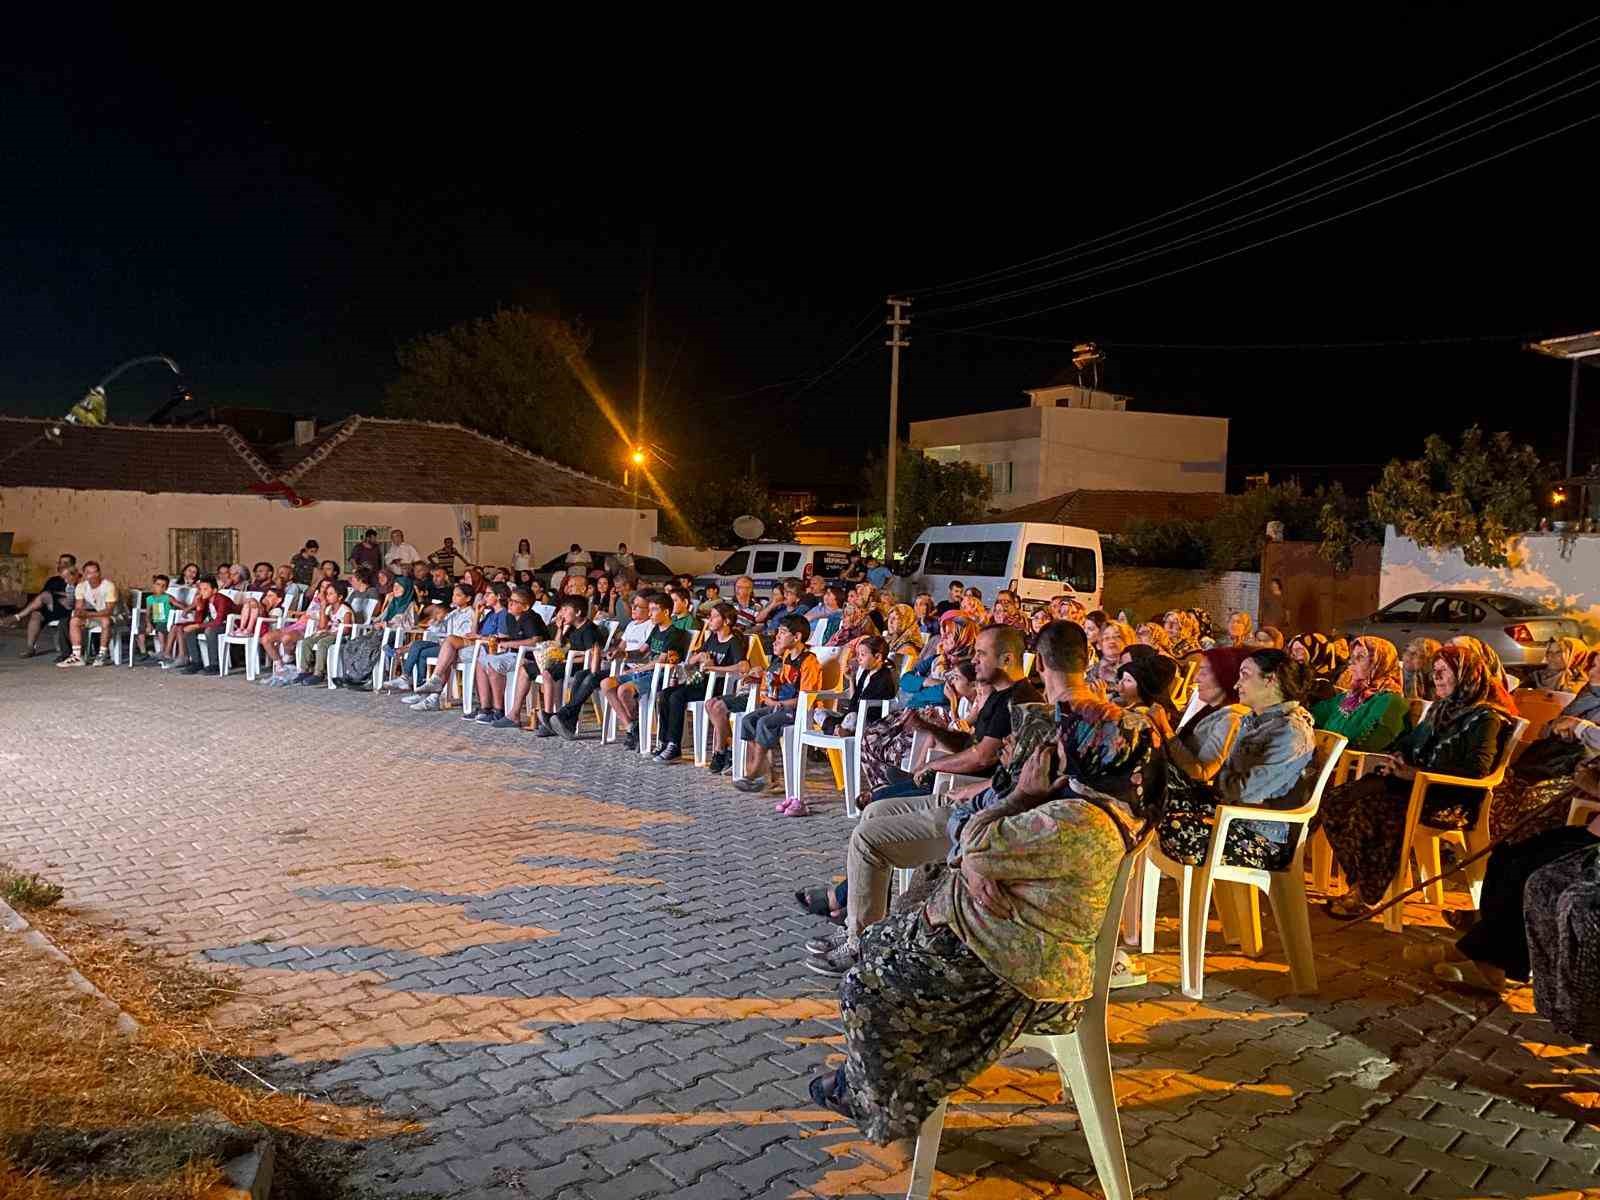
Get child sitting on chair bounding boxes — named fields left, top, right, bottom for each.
left=817, top=636, right=897, bottom=736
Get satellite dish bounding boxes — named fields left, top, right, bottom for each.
left=732, top=514, right=766, bottom=541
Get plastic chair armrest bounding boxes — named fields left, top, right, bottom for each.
left=1413, top=769, right=1495, bottom=791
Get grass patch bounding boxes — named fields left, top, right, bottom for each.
left=0, top=865, right=64, bottom=912
left=1, top=902, right=422, bottom=1198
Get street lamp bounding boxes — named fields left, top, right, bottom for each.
left=1526, top=332, right=1600, bottom=479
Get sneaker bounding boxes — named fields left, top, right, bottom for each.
left=653, top=742, right=680, bottom=763
left=533, top=717, right=558, bottom=737
left=804, top=942, right=860, bottom=978
left=492, top=716, right=522, bottom=729
left=400, top=692, right=427, bottom=705
left=414, top=676, right=445, bottom=695
left=295, top=673, right=321, bottom=685
left=18, top=645, right=40, bottom=658
left=1109, top=949, right=1148, bottom=990
left=461, top=707, right=480, bottom=720
left=390, top=677, right=412, bottom=691
left=778, top=798, right=811, bottom=817
left=411, top=693, right=441, bottom=712
left=474, top=709, right=499, bottom=723
left=707, top=749, right=730, bottom=774
left=622, top=727, right=639, bottom=751
left=57, top=653, right=85, bottom=668
left=90, top=653, right=111, bottom=667
left=805, top=927, right=849, bottom=956
left=179, top=664, right=203, bottom=675
left=553, top=713, right=578, bottom=741
left=732, top=777, right=770, bottom=794
left=159, top=660, right=182, bottom=670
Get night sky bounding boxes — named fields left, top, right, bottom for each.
left=4, top=12, right=1598, bottom=496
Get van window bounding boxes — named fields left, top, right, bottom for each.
left=811, top=549, right=854, bottom=577
left=751, top=550, right=782, bottom=575
left=925, top=540, right=1011, bottom=577
left=1021, top=543, right=1097, bottom=592
left=717, top=550, right=749, bottom=575
left=902, top=543, right=926, bottom=574
left=781, top=551, right=801, bottom=572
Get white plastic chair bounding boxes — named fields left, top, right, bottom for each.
left=787, top=667, right=894, bottom=814
left=906, top=828, right=1154, bottom=1200
left=532, top=603, right=557, bottom=625
left=216, top=612, right=263, bottom=679
left=1140, top=729, right=1346, bottom=1000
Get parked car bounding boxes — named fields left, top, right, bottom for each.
left=696, top=544, right=856, bottom=602
left=534, top=551, right=675, bottom=587
left=1343, top=591, right=1584, bottom=676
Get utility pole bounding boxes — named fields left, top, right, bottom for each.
left=884, top=296, right=911, bottom=562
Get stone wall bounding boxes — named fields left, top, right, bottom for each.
left=1102, top=567, right=1260, bottom=626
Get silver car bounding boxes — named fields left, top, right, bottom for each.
left=1343, top=591, right=1584, bottom=676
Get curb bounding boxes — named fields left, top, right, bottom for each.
left=203, top=1140, right=275, bottom=1200
left=0, top=896, right=139, bottom=1036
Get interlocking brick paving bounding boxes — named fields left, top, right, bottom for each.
left=2, top=641, right=1596, bottom=1198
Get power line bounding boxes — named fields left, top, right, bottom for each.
left=900, top=14, right=1600, bottom=298
left=921, top=329, right=1529, bottom=350
left=917, top=63, right=1600, bottom=319
left=704, top=303, right=883, bottom=404
left=935, top=105, right=1600, bottom=333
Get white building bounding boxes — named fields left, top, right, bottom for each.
left=0, top=415, right=658, bottom=595
left=909, top=384, right=1229, bottom=508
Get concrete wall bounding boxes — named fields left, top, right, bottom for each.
left=0, top=486, right=655, bottom=590
left=649, top=543, right=729, bottom=577
left=910, top=406, right=1227, bottom=506
left=1102, top=567, right=1260, bottom=627
left=1381, top=527, right=1600, bottom=636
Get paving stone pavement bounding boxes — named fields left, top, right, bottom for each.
left=1, top=643, right=1596, bottom=1199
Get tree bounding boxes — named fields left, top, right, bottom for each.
left=860, top=445, right=992, bottom=557
left=665, top=474, right=795, bottom=549
left=384, top=308, right=610, bottom=470
left=1365, top=427, right=1542, bottom=568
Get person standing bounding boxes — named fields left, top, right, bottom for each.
left=290, top=541, right=321, bottom=586
left=385, top=529, right=421, bottom=573
left=348, top=529, right=383, bottom=576
left=604, top=542, right=636, bottom=584
left=513, top=538, right=535, bottom=572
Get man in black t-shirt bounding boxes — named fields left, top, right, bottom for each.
left=538, top=597, right=609, bottom=738
left=476, top=588, right=552, bottom=725
left=934, top=579, right=965, bottom=617
left=8, top=552, right=77, bottom=657
left=586, top=592, right=690, bottom=748
left=648, top=601, right=751, bottom=764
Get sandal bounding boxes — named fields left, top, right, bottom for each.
left=1325, top=894, right=1369, bottom=919
left=1433, top=960, right=1505, bottom=993
left=793, top=883, right=846, bottom=918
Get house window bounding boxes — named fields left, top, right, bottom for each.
left=478, top=514, right=500, bottom=532
left=342, top=525, right=391, bottom=569
left=987, top=461, right=1014, bottom=494
left=169, top=528, right=238, bottom=575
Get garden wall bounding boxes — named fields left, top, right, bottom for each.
left=1102, top=567, right=1259, bottom=626
left=1259, top=542, right=1382, bottom=635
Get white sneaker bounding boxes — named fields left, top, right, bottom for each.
left=1110, top=949, right=1149, bottom=990
left=410, top=693, right=441, bottom=712
left=57, top=654, right=85, bottom=668
left=414, top=676, right=445, bottom=695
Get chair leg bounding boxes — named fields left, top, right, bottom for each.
left=1311, top=828, right=1340, bottom=894
left=1223, top=882, right=1263, bottom=958
left=1415, top=835, right=1445, bottom=907
left=1268, top=872, right=1319, bottom=995
left=826, top=748, right=846, bottom=792
left=904, top=1098, right=948, bottom=1200
left=1181, top=867, right=1213, bottom=1000
left=1139, top=859, right=1160, bottom=955
left=1051, top=1025, right=1134, bottom=1200
left=1120, top=848, right=1144, bottom=948
left=1215, top=878, right=1241, bottom=947
left=1461, top=829, right=1489, bottom=909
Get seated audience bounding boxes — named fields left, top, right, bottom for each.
left=471, top=586, right=549, bottom=725
left=1219, top=610, right=1254, bottom=647
left=732, top=615, right=823, bottom=798
left=1402, top=636, right=1442, bottom=700
left=424, top=565, right=454, bottom=606
left=883, top=603, right=923, bottom=662
left=596, top=593, right=690, bottom=750
left=1162, top=609, right=1203, bottom=658
left=894, top=612, right=977, bottom=710
left=989, top=589, right=1028, bottom=631
left=1452, top=635, right=1519, bottom=708
left=291, top=580, right=353, bottom=684
left=1136, top=621, right=1175, bottom=657
left=7, top=552, right=78, bottom=659
left=250, top=562, right=274, bottom=591
left=173, top=576, right=236, bottom=676
left=134, top=574, right=174, bottom=660
left=261, top=583, right=325, bottom=680
left=723, top=576, right=759, bottom=632
left=1322, top=644, right=1515, bottom=915
left=1250, top=625, right=1286, bottom=650
left=1526, top=635, right=1593, bottom=693
left=1152, top=648, right=1316, bottom=871
left=914, top=592, right=939, bottom=637
left=668, top=587, right=700, bottom=632
left=60, top=561, right=120, bottom=668
left=649, top=602, right=750, bottom=763
left=814, top=636, right=897, bottom=737
left=935, top=580, right=965, bottom=617
left=1093, top=619, right=1136, bottom=690
left=1309, top=636, right=1409, bottom=751
left=402, top=584, right=480, bottom=710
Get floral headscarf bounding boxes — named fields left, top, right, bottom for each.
left=887, top=604, right=922, bottom=652
left=1136, top=623, right=1174, bottom=656
left=1544, top=636, right=1593, bottom=691
left=1431, top=643, right=1517, bottom=731
left=1290, top=632, right=1338, bottom=678
left=1337, top=636, right=1403, bottom=716
left=1164, top=609, right=1201, bottom=657
left=938, top=611, right=978, bottom=657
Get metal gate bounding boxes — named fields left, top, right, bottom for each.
left=168, top=528, right=239, bottom=576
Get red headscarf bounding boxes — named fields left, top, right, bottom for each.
left=1199, top=646, right=1248, bottom=705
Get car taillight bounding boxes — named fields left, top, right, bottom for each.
left=1505, top=624, right=1535, bottom=645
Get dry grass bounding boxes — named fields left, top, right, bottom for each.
left=1, top=895, right=422, bottom=1199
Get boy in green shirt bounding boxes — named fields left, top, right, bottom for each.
left=668, top=587, right=701, bottom=633
left=137, top=574, right=174, bottom=660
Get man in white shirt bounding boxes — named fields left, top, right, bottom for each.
left=385, top=529, right=421, bottom=572
left=62, top=560, right=119, bottom=667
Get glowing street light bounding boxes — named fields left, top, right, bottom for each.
left=631, top=448, right=647, bottom=466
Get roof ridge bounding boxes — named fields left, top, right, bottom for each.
left=278, top=415, right=361, bottom=484
left=214, top=426, right=280, bottom=484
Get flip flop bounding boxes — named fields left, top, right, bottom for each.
left=1433, top=961, right=1505, bottom=993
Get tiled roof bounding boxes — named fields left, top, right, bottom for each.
left=0, top=414, right=643, bottom=509
left=0, top=416, right=273, bottom=494
left=994, top=488, right=1228, bottom=533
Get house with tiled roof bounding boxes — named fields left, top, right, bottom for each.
left=993, top=487, right=1228, bottom=532
left=0, top=415, right=657, bottom=592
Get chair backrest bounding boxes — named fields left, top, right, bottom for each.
left=817, top=653, right=844, bottom=692
left=352, top=595, right=380, bottom=622
left=1509, top=691, right=1574, bottom=754
left=533, top=603, right=556, bottom=624
left=171, top=584, right=197, bottom=606
left=1305, top=730, right=1350, bottom=814
left=746, top=635, right=769, bottom=670
left=807, top=619, right=829, bottom=647
left=1408, top=697, right=1432, bottom=727
left=1487, top=717, right=1531, bottom=784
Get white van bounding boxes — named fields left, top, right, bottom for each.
left=695, top=543, right=857, bottom=602
left=898, top=522, right=1102, bottom=611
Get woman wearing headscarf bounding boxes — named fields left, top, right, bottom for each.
left=1321, top=643, right=1516, bottom=915
left=884, top=603, right=923, bottom=658
left=1310, top=636, right=1409, bottom=752
left=1526, top=636, right=1592, bottom=693
left=1451, top=636, right=1519, bottom=712
left=1094, top=620, right=1137, bottom=690
left=1251, top=625, right=1286, bottom=650
left=377, top=574, right=418, bottom=628
left=1136, top=622, right=1175, bottom=658
left=1162, top=609, right=1204, bottom=659
left=1150, top=649, right=1317, bottom=871
left=1288, top=632, right=1340, bottom=702
left=1402, top=637, right=1442, bottom=701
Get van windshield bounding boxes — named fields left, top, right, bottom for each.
left=1022, top=543, right=1097, bottom=592
left=716, top=550, right=750, bottom=575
